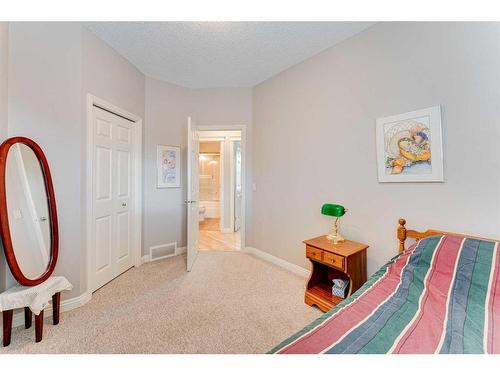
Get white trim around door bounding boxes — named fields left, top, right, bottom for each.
left=85, top=94, right=143, bottom=295
left=196, top=125, right=247, bottom=250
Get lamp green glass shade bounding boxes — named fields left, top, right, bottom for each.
left=321, top=203, right=346, bottom=218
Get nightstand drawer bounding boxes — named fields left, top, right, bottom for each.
left=306, top=246, right=322, bottom=262
left=323, top=252, right=344, bottom=270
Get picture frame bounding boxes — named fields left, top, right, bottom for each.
left=375, top=105, right=444, bottom=182
left=157, top=145, right=181, bottom=188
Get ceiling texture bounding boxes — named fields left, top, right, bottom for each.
left=85, top=22, right=374, bottom=89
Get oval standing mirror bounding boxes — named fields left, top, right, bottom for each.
left=0, top=137, right=58, bottom=286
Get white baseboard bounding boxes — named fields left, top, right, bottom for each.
left=8, top=291, right=92, bottom=329
left=245, top=246, right=309, bottom=278
left=176, top=246, right=187, bottom=255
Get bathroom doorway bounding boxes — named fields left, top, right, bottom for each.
left=197, top=129, right=243, bottom=251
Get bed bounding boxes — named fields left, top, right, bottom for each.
left=270, top=219, right=500, bottom=354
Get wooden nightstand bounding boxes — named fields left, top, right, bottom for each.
left=304, top=236, right=368, bottom=312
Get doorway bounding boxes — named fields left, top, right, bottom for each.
left=196, top=129, right=244, bottom=252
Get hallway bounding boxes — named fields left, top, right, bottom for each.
left=199, top=218, right=241, bottom=251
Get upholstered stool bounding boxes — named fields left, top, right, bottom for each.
left=0, top=276, right=72, bottom=347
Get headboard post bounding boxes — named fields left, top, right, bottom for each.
left=397, top=218, right=407, bottom=253
left=395, top=218, right=498, bottom=256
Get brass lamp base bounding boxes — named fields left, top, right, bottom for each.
left=327, top=233, right=345, bottom=245
left=327, top=219, right=345, bottom=245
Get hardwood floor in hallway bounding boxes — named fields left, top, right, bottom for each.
left=199, top=218, right=241, bottom=251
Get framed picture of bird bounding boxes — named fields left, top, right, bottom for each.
left=376, top=105, right=444, bottom=182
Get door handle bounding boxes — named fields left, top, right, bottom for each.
left=121, top=203, right=127, bottom=207
left=184, top=200, right=197, bottom=204
left=39, top=216, right=47, bottom=222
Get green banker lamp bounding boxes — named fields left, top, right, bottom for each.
left=321, top=203, right=347, bottom=244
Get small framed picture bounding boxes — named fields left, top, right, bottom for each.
left=157, top=145, right=181, bottom=188
left=376, top=105, right=444, bottom=182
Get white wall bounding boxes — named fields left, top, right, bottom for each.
left=81, top=27, right=146, bottom=289
left=251, top=22, right=500, bottom=275
left=0, top=23, right=7, bottom=139
left=7, top=21, right=498, bottom=303
left=0, top=22, right=8, bottom=291
left=144, top=78, right=190, bottom=255
left=82, top=28, right=145, bottom=118
left=144, top=77, right=252, bottom=254
left=5, top=24, right=147, bottom=299
left=5, top=24, right=252, bottom=301
left=7, top=23, right=83, bottom=297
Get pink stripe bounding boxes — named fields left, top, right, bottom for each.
left=487, top=247, right=500, bottom=353
left=392, top=236, right=463, bottom=354
left=279, top=248, right=414, bottom=354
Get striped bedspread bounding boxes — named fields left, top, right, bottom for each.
left=271, top=235, right=500, bottom=354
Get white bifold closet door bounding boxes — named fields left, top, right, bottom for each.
left=91, top=106, right=135, bottom=292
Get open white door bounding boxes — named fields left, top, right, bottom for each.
left=186, top=117, right=200, bottom=271
left=233, top=141, right=242, bottom=232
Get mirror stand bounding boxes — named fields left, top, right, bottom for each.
left=0, top=137, right=72, bottom=347
left=2, top=293, right=60, bottom=346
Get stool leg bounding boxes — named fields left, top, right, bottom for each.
left=35, top=310, right=44, bottom=343
left=3, top=310, right=13, bottom=347
left=24, top=307, right=32, bottom=329
left=52, top=292, right=60, bottom=325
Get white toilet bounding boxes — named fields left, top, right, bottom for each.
left=199, top=206, right=206, bottom=222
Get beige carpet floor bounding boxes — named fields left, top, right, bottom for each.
left=2, top=251, right=321, bottom=354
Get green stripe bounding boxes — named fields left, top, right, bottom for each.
left=358, top=236, right=440, bottom=353
left=267, top=253, right=400, bottom=354
left=463, top=240, right=495, bottom=353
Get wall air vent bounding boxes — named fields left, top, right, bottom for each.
left=149, top=242, right=177, bottom=262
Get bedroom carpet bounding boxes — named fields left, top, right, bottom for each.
left=2, top=251, right=321, bottom=354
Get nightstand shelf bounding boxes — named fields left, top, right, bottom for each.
left=304, top=236, right=368, bottom=312
left=306, top=283, right=344, bottom=306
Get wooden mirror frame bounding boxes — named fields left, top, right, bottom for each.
left=0, top=137, right=58, bottom=286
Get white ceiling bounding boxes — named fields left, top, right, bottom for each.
left=85, top=22, right=374, bottom=89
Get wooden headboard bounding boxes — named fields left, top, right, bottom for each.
left=397, top=218, right=498, bottom=253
